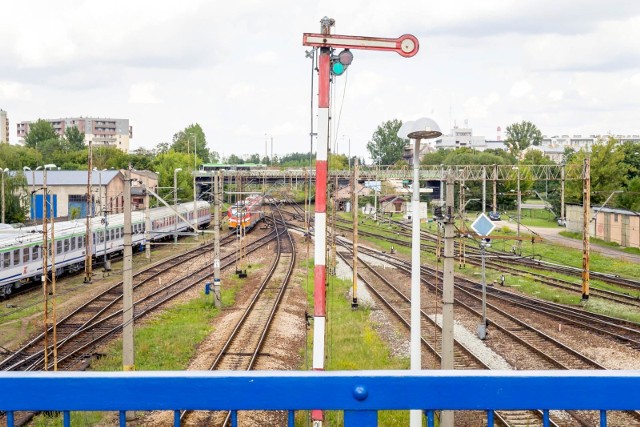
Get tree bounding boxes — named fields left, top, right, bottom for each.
left=565, top=137, right=629, bottom=205
left=24, top=119, right=58, bottom=149
left=504, top=121, right=542, bottom=157
left=152, top=151, right=198, bottom=203
left=64, top=126, right=85, bottom=151
left=247, top=153, right=261, bottom=164
left=170, top=123, right=209, bottom=163
left=366, top=119, right=407, bottom=165
left=226, top=154, right=243, bottom=165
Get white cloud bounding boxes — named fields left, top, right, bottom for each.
left=510, top=81, right=533, bottom=98
left=128, top=83, right=163, bottom=104
left=0, top=81, right=31, bottom=100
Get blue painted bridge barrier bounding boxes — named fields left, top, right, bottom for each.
left=2, top=370, right=640, bottom=426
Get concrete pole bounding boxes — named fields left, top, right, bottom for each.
left=441, top=174, right=456, bottom=427
left=492, top=164, right=497, bottom=213
left=516, top=167, right=522, bottom=254
left=481, top=166, right=486, bottom=214
left=213, top=171, right=222, bottom=308
left=409, top=138, right=422, bottom=427
left=193, top=145, right=199, bottom=240
left=582, top=158, right=590, bottom=301
left=440, top=164, right=445, bottom=205
left=561, top=164, right=566, bottom=224
left=1, top=169, right=6, bottom=223
left=42, top=170, right=49, bottom=370
left=122, top=168, right=135, bottom=372
left=351, top=158, right=359, bottom=308
left=84, top=142, right=93, bottom=283
left=173, top=168, right=182, bottom=245
left=51, top=202, right=57, bottom=371
left=145, top=190, right=151, bottom=261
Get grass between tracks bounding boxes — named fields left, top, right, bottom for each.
left=299, top=259, right=411, bottom=427
left=342, top=214, right=640, bottom=324
left=31, top=263, right=252, bottom=427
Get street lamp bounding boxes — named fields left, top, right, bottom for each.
left=405, top=119, right=442, bottom=427
left=174, top=168, right=182, bottom=245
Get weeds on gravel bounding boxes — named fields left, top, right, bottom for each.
left=299, top=259, right=410, bottom=427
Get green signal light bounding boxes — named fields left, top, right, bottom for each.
left=332, top=62, right=346, bottom=75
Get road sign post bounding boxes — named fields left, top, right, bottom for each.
left=471, top=213, right=496, bottom=340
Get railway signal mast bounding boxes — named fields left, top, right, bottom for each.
left=303, top=18, right=419, bottom=427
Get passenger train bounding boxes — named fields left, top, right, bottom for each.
left=228, top=195, right=264, bottom=229
left=0, top=201, right=211, bottom=297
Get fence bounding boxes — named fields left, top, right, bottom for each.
left=2, top=370, right=639, bottom=426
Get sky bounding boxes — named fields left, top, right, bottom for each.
left=2, top=1, right=640, bottom=162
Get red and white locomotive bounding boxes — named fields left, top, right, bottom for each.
left=228, top=195, right=264, bottom=229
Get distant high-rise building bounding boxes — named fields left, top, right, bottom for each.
left=16, top=117, right=133, bottom=151
left=0, top=109, right=8, bottom=144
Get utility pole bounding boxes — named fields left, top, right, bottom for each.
left=560, top=163, right=566, bottom=225
left=582, top=158, right=590, bottom=301
left=492, top=163, right=497, bottom=213
left=122, top=167, right=135, bottom=372
left=213, top=171, right=222, bottom=308
left=1, top=168, right=8, bottom=224
left=84, top=141, right=93, bottom=283
left=351, top=158, right=358, bottom=308
left=481, top=166, right=486, bottom=214
left=193, top=136, right=199, bottom=241
left=441, top=173, right=456, bottom=427
left=42, top=169, right=49, bottom=370
left=145, top=189, right=151, bottom=261
left=51, top=200, right=58, bottom=371
left=516, top=166, right=522, bottom=254
left=303, top=18, right=419, bottom=426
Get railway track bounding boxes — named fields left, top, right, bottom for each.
left=341, top=240, right=640, bottom=426
left=0, top=219, right=278, bottom=426
left=335, top=245, right=561, bottom=427
left=330, top=218, right=640, bottom=308
left=181, top=204, right=296, bottom=426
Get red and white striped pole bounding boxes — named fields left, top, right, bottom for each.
left=310, top=19, right=332, bottom=426
left=304, top=17, right=419, bottom=427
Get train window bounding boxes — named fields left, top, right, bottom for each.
left=71, top=238, right=76, bottom=250
left=78, top=237, right=84, bottom=248
left=14, top=249, right=20, bottom=266
left=32, top=246, right=39, bottom=260
left=99, top=231, right=105, bottom=243
left=111, top=229, right=115, bottom=240
left=23, top=248, right=29, bottom=263
left=4, top=251, right=10, bottom=267
left=57, top=241, right=63, bottom=254
left=120, top=227, right=124, bottom=237
left=115, top=228, right=120, bottom=239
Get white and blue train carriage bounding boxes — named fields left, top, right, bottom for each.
left=0, top=201, right=211, bottom=297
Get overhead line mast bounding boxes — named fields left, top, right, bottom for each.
left=303, top=17, right=419, bottom=427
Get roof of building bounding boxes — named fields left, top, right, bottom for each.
left=21, top=170, right=122, bottom=186
left=596, top=206, right=640, bottom=216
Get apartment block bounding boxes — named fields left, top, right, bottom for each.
left=16, top=117, right=133, bottom=152
left=0, top=109, right=8, bottom=144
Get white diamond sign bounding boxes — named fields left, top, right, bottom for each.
left=471, top=213, right=496, bottom=237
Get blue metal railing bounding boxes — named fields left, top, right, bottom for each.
left=2, top=370, right=639, bottom=426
